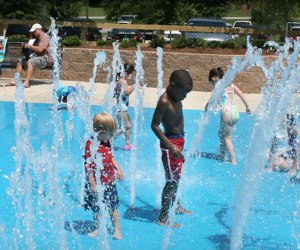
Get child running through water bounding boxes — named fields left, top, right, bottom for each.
left=83, top=112, right=123, bottom=239
left=151, top=69, right=193, bottom=228
left=267, top=114, right=300, bottom=175
left=114, top=63, right=135, bottom=150
left=205, top=67, right=251, bottom=164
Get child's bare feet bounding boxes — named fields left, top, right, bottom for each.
left=88, top=229, right=99, bottom=237
left=156, top=219, right=181, bottom=228
left=113, top=229, right=122, bottom=240
left=23, top=81, right=30, bottom=88
left=223, top=159, right=237, bottom=165
left=175, top=206, right=192, bottom=215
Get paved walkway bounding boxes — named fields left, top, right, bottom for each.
left=0, top=78, right=261, bottom=111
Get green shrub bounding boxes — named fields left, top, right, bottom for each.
left=62, top=36, right=81, bottom=47
left=171, top=37, right=207, bottom=48
left=251, top=39, right=268, bottom=49
left=170, top=37, right=188, bottom=48
left=96, top=39, right=117, bottom=46
left=149, top=38, right=166, bottom=48
left=220, top=39, right=237, bottom=49
left=8, top=35, right=27, bottom=42
left=120, top=38, right=138, bottom=48
left=187, top=38, right=207, bottom=48
left=207, top=41, right=222, bottom=48
left=96, top=39, right=109, bottom=46
left=105, top=39, right=115, bottom=46
left=233, top=37, right=247, bottom=49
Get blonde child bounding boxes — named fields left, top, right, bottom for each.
left=83, top=113, right=123, bottom=239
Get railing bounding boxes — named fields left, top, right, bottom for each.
left=2, top=18, right=300, bottom=39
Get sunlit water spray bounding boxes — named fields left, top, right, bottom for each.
left=154, top=47, right=164, bottom=209
left=8, top=73, right=36, bottom=249
left=103, top=42, right=123, bottom=114
left=129, top=46, right=146, bottom=208
left=6, top=18, right=70, bottom=248
left=230, top=38, right=300, bottom=250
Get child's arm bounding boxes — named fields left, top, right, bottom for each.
left=124, top=80, right=134, bottom=96
left=234, top=85, right=251, bottom=114
left=113, top=158, right=123, bottom=180
left=151, top=96, right=183, bottom=158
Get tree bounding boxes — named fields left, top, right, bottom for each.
left=0, top=0, right=43, bottom=19
left=188, top=0, right=230, bottom=19
left=85, top=0, right=234, bottom=24
left=250, top=0, right=300, bottom=30
left=0, top=0, right=82, bottom=20
left=47, top=0, right=82, bottom=20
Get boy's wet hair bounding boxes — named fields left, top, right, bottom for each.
left=208, top=67, right=224, bottom=81
left=124, top=63, right=135, bottom=74
left=93, top=113, right=116, bottom=133
left=169, top=69, right=193, bottom=88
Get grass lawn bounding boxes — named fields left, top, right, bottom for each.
left=225, top=8, right=251, bottom=17
left=79, top=7, right=106, bottom=17
left=78, top=5, right=252, bottom=24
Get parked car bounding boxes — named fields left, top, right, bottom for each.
left=117, top=15, right=136, bottom=24
left=184, top=18, right=232, bottom=42
left=58, top=18, right=102, bottom=41
left=106, top=29, right=142, bottom=41
left=164, top=30, right=181, bottom=42
left=232, top=20, right=252, bottom=29
left=250, top=24, right=272, bottom=40
left=139, top=30, right=159, bottom=42
left=5, top=24, right=32, bottom=40
left=287, top=22, right=300, bottom=31
left=232, top=21, right=252, bottom=39
left=288, top=26, right=300, bottom=41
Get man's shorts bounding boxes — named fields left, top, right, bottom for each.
left=20, top=56, right=51, bottom=70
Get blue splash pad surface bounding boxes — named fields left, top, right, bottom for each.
left=0, top=101, right=299, bottom=249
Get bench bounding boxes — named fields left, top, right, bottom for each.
left=0, top=40, right=63, bottom=75
left=0, top=41, right=23, bottom=74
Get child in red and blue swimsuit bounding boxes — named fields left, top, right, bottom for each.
left=83, top=112, right=123, bottom=239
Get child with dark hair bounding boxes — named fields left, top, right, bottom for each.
left=205, top=67, right=251, bottom=164
left=268, top=114, right=300, bottom=175
left=83, top=112, right=123, bottom=239
left=114, top=63, right=135, bottom=150
left=151, top=69, right=193, bottom=228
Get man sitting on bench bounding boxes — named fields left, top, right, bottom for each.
left=10, top=23, right=53, bottom=88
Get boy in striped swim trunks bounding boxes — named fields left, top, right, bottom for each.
left=151, top=69, right=193, bottom=228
